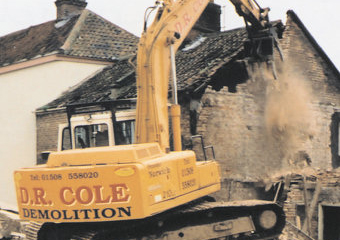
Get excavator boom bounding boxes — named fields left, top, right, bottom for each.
left=135, top=0, right=213, bottom=152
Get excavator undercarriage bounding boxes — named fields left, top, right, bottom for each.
left=24, top=199, right=284, bottom=240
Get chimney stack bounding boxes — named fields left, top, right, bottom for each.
left=185, top=2, right=221, bottom=42
left=194, top=2, right=221, bottom=33
left=55, top=0, right=87, bottom=20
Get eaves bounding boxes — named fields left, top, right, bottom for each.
left=0, top=53, right=113, bottom=75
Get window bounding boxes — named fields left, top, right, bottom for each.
left=75, top=124, right=109, bottom=149
left=115, top=120, right=135, bottom=145
left=331, top=112, right=340, bottom=166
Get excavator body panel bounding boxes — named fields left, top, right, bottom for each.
left=14, top=143, right=220, bottom=223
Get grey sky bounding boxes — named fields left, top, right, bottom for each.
left=0, top=0, right=339, bottom=70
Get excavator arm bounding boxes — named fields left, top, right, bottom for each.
left=230, top=0, right=270, bottom=30
left=135, top=0, right=278, bottom=152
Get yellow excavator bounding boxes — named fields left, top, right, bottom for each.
left=14, top=0, right=285, bottom=240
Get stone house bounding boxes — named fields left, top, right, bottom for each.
left=0, top=0, right=138, bottom=205
left=35, top=6, right=340, bottom=240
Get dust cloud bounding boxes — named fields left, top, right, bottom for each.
left=248, top=61, right=315, bottom=170
left=264, top=63, right=315, bottom=168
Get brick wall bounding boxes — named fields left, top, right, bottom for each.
left=36, top=109, right=68, bottom=164
left=194, top=85, right=278, bottom=180
left=282, top=12, right=340, bottom=169
left=184, top=12, right=340, bottom=192
left=283, top=170, right=340, bottom=239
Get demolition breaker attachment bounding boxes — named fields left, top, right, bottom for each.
left=230, top=0, right=285, bottom=79
left=244, top=23, right=285, bottom=79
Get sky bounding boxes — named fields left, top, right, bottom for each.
left=0, top=0, right=339, bottom=70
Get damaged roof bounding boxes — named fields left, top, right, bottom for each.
left=0, top=10, right=138, bottom=67
left=43, top=59, right=137, bottom=109
left=42, top=27, right=249, bottom=109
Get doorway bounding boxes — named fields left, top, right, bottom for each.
left=321, top=205, right=340, bottom=240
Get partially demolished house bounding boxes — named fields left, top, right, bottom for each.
left=36, top=6, right=340, bottom=240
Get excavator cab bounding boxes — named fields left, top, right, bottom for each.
left=61, top=101, right=136, bottom=150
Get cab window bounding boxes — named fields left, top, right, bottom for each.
left=75, top=124, right=109, bottom=149
left=115, top=120, right=135, bottom=145
left=62, top=127, right=72, bottom=150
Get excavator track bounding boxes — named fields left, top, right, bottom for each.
left=25, top=199, right=285, bottom=240
left=25, top=222, right=44, bottom=240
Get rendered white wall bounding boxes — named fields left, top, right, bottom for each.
left=0, top=60, right=106, bottom=206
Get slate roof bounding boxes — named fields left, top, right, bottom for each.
left=42, top=27, right=248, bottom=109
left=0, top=10, right=138, bottom=67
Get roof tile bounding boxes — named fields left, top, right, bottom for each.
left=0, top=17, right=78, bottom=66
left=0, top=10, right=139, bottom=66
left=63, top=10, right=139, bottom=60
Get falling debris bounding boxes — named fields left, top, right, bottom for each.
left=264, top=63, right=315, bottom=169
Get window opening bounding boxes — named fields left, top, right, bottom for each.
left=296, top=205, right=306, bottom=229
left=323, top=206, right=340, bottom=240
